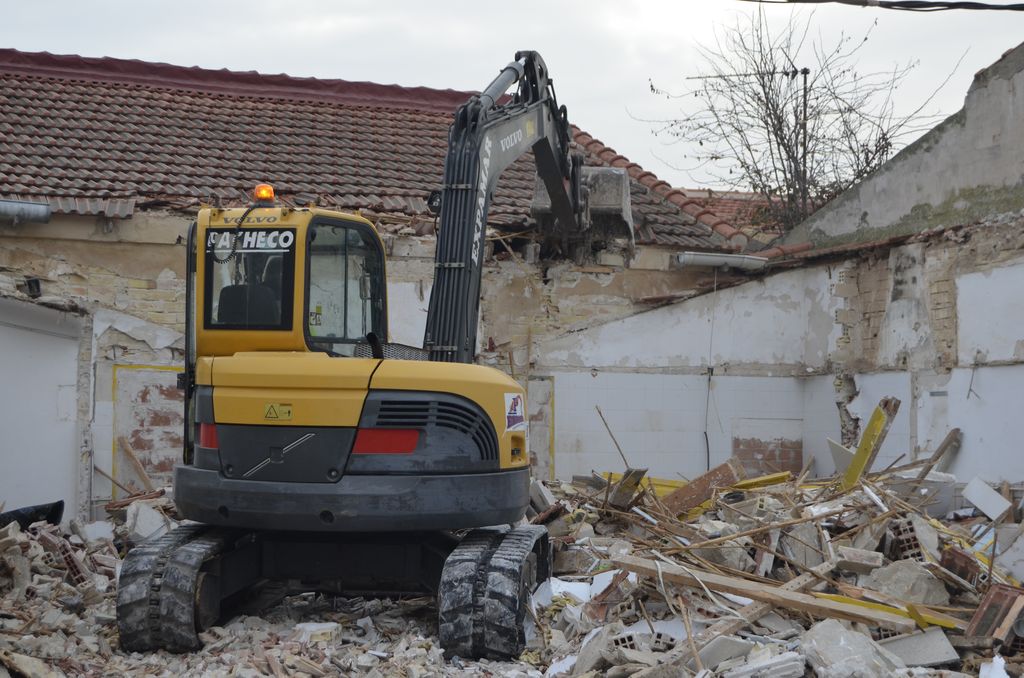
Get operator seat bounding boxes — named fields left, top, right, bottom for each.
left=216, top=283, right=278, bottom=326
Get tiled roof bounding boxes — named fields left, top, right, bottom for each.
left=0, top=49, right=735, bottom=251
left=682, top=189, right=775, bottom=230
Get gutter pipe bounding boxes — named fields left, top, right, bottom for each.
left=675, top=251, right=768, bottom=271
left=0, top=199, right=51, bottom=225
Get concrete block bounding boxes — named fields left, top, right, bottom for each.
left=554, top=548, right=596, bottom=575
left=600, top=646, right=660, bottom=667
left=597, top=252, right=626, bottom=268
left=605, top=664, right=648, bottom=678
left=79, top=521, right=115, bottom=544
left=687, top=635, right=754, bottom=671
left=878, top=627, right=959, bottom=667
left=293, top=622, right=341, bottom=644
left=803, top=619, right=905, bottom=678
left=836, top=546, right=884, bottom=574
left=125, top=502, right=171, bottom=542
left=782, top=522, right=824, bottom=569
left=834, top=282, right=859, bottom=298
left=835, top=308, right=862, bottom=325
left=995, top=531, right=1024, bottom=581
left=889, top=470, right=956, bottom=518
left=721, top=650, right=805, bottom=678
left=964, top=477, right=1012, bottom=520
left=860, top=559, right=950, bottom=606
left=530, top=480, right=557, bottom=512
left=572, top=621, right=624, bottom=675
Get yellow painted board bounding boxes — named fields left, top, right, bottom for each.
left=605, top=472, right=687, bottom=498
left=812, top=593, right=965, bottom=630
left=841, top=404, right=890, bottom=491
left=601, top=470, right=790, bottom=498
left=733, top=472, right=792, bottom=489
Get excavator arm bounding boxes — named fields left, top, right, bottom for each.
left=424, top=51, right=587, bottom=364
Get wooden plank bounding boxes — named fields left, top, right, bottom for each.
left=661, top=458, right=745, bottom=516
left=681, top=559, right=838, bottom=656
left=93, top=464, right=135, bottom=495
left=604, top=472, right=687, bottom=498
left=613, top=555, right=916, bottom=633
left=608, top=468, right=647, bottom=510
left=734, top=471, right=791, bottom=489
left=117, top=436, right=155, bottom=493
left=813, top=593, right=967, bottom=630
left=992, top=595, right=1024, bottom=642
left=907, top=428, right=959, bottom=487
left=841, top=397, right=900, bottom=491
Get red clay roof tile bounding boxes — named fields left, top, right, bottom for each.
left=0, top=49, right=738, bottom=251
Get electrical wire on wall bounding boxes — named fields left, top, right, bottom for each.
left=703, top=268, right=719, bottom=472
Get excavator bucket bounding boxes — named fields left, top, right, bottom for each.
left=531, top=166, right=634, bottom=245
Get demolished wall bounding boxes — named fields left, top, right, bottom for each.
left=785, top=41, right=1024, bottom=249
left=0, top=208, right=720, bottom=519
left=532, top=212, right=1024, bottom=483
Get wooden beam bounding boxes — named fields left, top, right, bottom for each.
left=608, top=468, right=647, bottom=510
left=613, top=554, right=916, bottom=633
left=117, top=436, right=155, bottom=493
left=661, top=458, right=745, bottom=516
left=841, top=397, right=900, bottom=492
left=93, top=465, right=134, bottom=495
left=904, top=428, right=961, bottom=494
left=677, top=558, right=838, bottom=661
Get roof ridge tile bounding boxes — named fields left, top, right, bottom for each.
left=0, top=48, right=472, bottom=113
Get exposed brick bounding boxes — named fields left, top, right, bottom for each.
left=732, top=437, right=803, bottom=476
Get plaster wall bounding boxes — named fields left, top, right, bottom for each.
left=538, top=266, right=841, bottom=373
left=547, top=371, right=809, bottom=481
left=957, top=260, right=1024, bottom=364
left=534, top=220, right=1024, bottom=483
left=0, top=298, right=82, bottom=520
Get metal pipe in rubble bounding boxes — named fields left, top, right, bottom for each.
left=0, top=199, right=51, bottom=225
left=675, top=251, right=768, bottom=271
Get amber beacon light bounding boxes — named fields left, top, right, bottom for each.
left=253, top=183, right=275, bottom=204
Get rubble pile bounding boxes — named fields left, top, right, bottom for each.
left=3, top=403, right=1024, bottom=676
left=521, top=422, right=1024, bottom=677
left=0, top=494, right=547, bottom=677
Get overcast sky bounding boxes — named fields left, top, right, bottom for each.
left=3, top=1, right=1023, bottom=190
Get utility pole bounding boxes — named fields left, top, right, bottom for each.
left=800, top=67, right=810, bottom=219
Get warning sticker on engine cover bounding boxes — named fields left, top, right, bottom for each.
left=504, top=393, right=527, bottom=433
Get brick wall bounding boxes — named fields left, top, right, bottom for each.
left=732, top=436, right=803, bottom=477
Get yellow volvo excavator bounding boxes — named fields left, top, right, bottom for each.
left=116, top=51, right=631, bottom=659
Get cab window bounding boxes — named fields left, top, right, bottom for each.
left=204, top=228, right=296, bottom=330
left=306, top=221, right=386, bottom=354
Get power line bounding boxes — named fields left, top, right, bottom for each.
left=739, top=0, right=1024, bottom=10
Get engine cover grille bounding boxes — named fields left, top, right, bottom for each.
left=369, top=397, right=498, bottom=462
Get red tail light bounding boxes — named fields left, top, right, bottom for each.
left=352, top=429, right=419, bottom=454
left=199, top=423, right=219, bottom=449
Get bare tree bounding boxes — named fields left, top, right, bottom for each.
left=652, top=10, right=950, bottom=231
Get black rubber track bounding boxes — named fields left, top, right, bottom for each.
left=438, top=526, right=509, bottom=659
left=438, top=525, right=550, bottom=660
left=116, top=524, right=204, bottom=652
left=158, top=532, right=228, bottom=652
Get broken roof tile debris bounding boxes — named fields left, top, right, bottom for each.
left=3, top=397, right=1023, bottom=676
